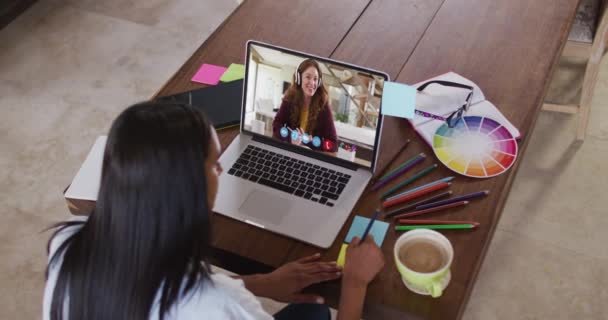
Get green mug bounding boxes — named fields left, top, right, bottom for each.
left=393, top=229, right=453, bottom=298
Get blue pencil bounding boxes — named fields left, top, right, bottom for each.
left=385, top=177, right=455, bottom=202
left=360, top=209, right=380, bottom=242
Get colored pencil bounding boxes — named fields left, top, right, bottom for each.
left=415, top=190, right=490, bottom=211
left=381, top=164, right=438, bottom=198
left=371, top=153, right=425, bottom=191
left=382, top=182, right=451, bottom=208
left=377, top=147, right=418, bottom=181
left=383, top=191, right=453, bottom=218
left=395, top=224, right=476, bottom=231
left=397, top=219, right=480, bottom=226
left=392, top=201, right=469, bottom=219
left=372, top=139, right=410, bottom=183
left=385, top=177, right=455, bottom=202
left=360, top=209, right=380, bottom=242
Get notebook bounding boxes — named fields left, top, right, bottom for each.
left=64, top=136, right=107, bottom=201
left=410, top=72, right=520, bottom=146
left=155, top=79, right=243, bottom=130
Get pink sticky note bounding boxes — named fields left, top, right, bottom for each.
left=191, top=63, right=227, bottom=85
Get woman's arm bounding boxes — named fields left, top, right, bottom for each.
left=337, top=281, right=367, bottom=320
left=337, top=236, right=385, bottom=320
left=236, top=237, right=384, bottom=320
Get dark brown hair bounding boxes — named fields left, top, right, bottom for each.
left=47, top=102, right=214, bottom=320
left=283, top=59, right=329, bottom=132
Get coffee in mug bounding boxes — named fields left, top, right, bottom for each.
left=398, top=239, right=448, bottom=273
left=393, top=229, right=453, bottom=298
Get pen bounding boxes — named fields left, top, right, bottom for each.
left=359, top=209, right=380, bottom=242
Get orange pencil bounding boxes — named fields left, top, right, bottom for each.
left=392, top=201, right=468, bottom=219
left=397, top=219, right=479, bottom=226
left=382, top=182, right=451, bottom=208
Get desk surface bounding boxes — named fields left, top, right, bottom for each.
left=153, top=0, right=579, bottom=318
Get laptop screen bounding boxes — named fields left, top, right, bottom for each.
left=242, top=41, right=388, bottom=169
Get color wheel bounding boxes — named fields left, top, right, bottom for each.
left=432, top=116, right=518, bottom=178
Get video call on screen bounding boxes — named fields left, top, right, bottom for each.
left=243, top=44, right=385, bottom=168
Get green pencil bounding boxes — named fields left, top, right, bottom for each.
left=395, top=224, right=476, bottom=231
left=379, top=153, right=424, bottom=180
left=382, top=164, right=438, bottom=198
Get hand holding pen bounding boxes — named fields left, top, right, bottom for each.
left=342, top=209, right=384, bottom=287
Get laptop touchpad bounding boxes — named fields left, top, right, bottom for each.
left=239, top=190, right=291, bottom=225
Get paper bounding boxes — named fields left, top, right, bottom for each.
left=409, top=72, right=521, bottom=147
left=220, top=63, right=245, bottom=82
left=191, top=63, right=227, bottom=85
left=344, top=215, right=390, bottom=247
left=64, top=136, right=106, bottom=201
left=382, top=81, right=416, bottom=119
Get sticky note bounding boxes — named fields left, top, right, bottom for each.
left=336, top=243, right=349, bottom=268
left=191, top=63, right=227, bottom=85
left=220, top=63, right=245, bottom=82
left=345, top=215, right=389, bottom=247
left=382, top=81, right=416, bottom=119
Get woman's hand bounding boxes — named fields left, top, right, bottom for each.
left=244, top=253, right=341, bottom=304
left=342, top=236, right=385, bottom=288
left=290, top=128, right=303, bottom=146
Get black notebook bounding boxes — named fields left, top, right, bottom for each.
left=155, top=79, right=243, bottom=130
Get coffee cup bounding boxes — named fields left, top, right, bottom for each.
left=393, top=229, right=453, bottom=298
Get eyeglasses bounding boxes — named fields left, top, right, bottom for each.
left=415, top=80, right=474, bottom=128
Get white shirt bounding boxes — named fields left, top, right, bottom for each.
left=43, top=223, right=273, bottom=320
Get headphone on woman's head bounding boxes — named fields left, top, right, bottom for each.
left=294, top=59, right=322, bottom=87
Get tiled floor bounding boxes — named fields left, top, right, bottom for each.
left=1, top=1, right=607, bottom=319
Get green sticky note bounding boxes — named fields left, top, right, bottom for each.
left=220, top=63, right=245, bottom=82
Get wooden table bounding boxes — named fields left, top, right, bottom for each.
left=153, top=0, right=579, bottom=318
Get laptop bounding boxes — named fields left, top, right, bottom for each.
left=215, top=40, right=389, bottom=248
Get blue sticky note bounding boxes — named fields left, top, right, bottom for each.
left=345, top=215, right=390, bottom=247
left=382, top=81, right=416, bottom=119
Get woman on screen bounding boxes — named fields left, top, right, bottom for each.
left=44, top=102, right=384, bottom=320
left=272, top=59, right=338, bottom=153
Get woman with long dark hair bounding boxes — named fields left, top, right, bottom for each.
left=272, top=59, right=338, bottom=153
left=44, top=102, right=384, bottom=320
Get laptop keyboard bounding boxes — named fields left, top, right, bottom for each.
left=226, top=145, right=352, bottom=207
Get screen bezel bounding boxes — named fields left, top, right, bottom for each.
left=241, top=40, right=390, bottom=173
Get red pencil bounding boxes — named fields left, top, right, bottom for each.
left=382, top=182, right=451, bottom=208
left=392, top=201, right=469, bottom=219
left=397, top=219, right=480, bottom=226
